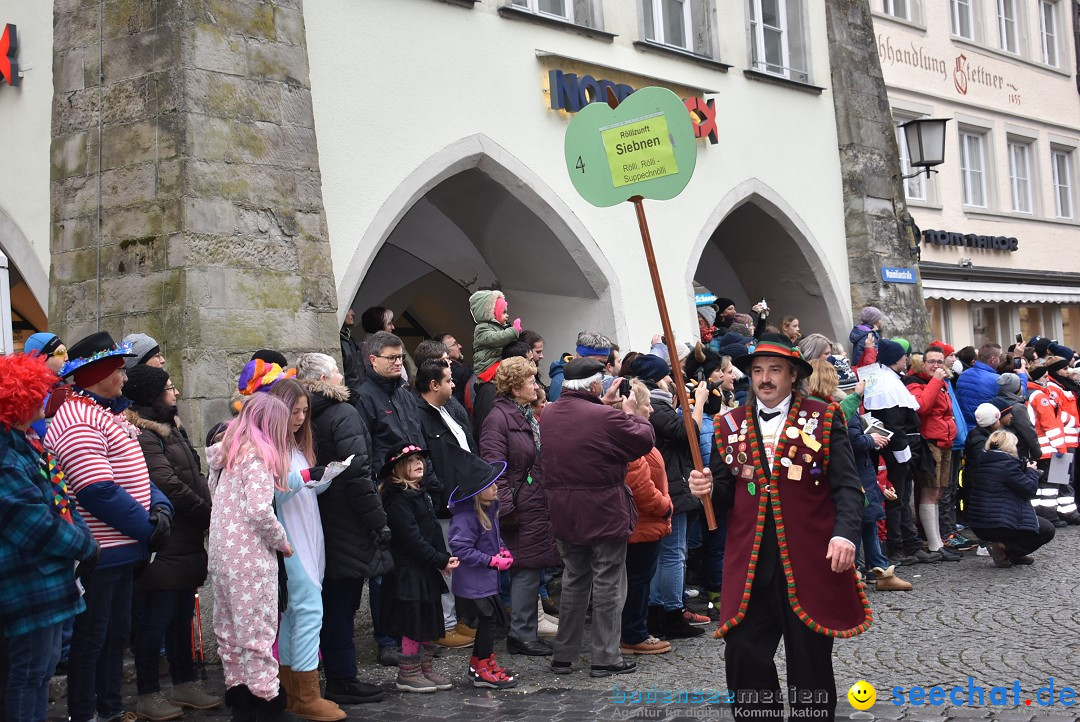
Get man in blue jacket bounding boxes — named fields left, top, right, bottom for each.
left=956, top=343, right=1008, bottom=428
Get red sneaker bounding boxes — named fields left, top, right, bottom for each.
left=682, top=609, right=711, bottom=626
left=471, top=657, right=517, bottom=689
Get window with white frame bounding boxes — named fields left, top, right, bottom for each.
left=511, top=0, right=573, bottom=22
left=1040, top=0, right=1059, bottom=66
left=996, top=0, right=1019, bottom=53
left=950, top=0, right=974, bottom=39
left=748, top=0, right=809, bottom=82
left=643, top=0, right=693, bottom=49
left=883, top=0, right=909, bottom=21
left=1052, top=148, right=1074, bottom=219
left=1007, top=140, right=1033, bottom=213
left=894, top=120, right=926, bottom=201
left=959, top=130, right=989, bottom=208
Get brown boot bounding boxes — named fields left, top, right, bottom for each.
left=420, top=643, right=453, bottom=690
left=278, top=666, right=296, bottom=713
left=872, top=565, right=913, bottom=591
left=290, top=670, right=345, bottom=721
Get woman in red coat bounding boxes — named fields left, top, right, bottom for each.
left=620, top=381, right=674, bottom=656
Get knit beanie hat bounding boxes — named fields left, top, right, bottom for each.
left=892, top=337, right=911, bottom=354
left=494, top=295, right=508, bottom=322
left=630, top=353, right=671, bottom=382
left=974, top=402, right=1000, bottom=428
left=996, top=372, right=1021, bottom=395
left=931, top=340, right=955, bottom=357
left=23, top=332, right=63, bottom=357
left=715, top=297, right=736, bottom=314
left=1032, top=337, right=1053, bottom=357
left=697, top=304, right=718, bottom=327
left=859, top=306, right=883, bottom=326
left=877, top=338, right=906, bottom=368
left=122, top=333, right=161, bottom=369
left=720, top=342, right=748, bottom=360
left=252, top=349, right=289, bottom=368
left=123, top=364, right=170, bottom=407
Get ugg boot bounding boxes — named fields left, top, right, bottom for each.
left=396, top=654, right=437, bottom=693
left=277, top=666, right=296, bottom=713
left=225, top=685, right=257, bottom=722
left=871, top=565, right=913, bottom=591
left=537, top=597, right=558, bottom=637
left=225, top=686, right=253, bottom=722
left=290, top=670, right=345, bottom=721
left=252, top=691, right=301, bottom=722
left=420, top=643, right=453, bottom=690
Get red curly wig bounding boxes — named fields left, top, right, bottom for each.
left=0, top=354, right=59, bottom=430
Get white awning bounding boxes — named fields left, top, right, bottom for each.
left=921, top=278, right=1080, bottom=304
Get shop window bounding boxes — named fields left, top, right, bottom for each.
left=950, top=0, right=975, bottom=40
left=1051, top=148, right=1074, bottom=219
left=1062, top=306, right=1080, bottom=349
left=1007, top=139, right=1033, bottom=214
left=748, top=0, right=810, bottom=83
left=1019, top=305, right=1048, bottom=342
left=1040, top=0, right=1059, bottom=66
left=996, top=0, right=1020, bottom=54
left=511, top=0, right=573, bottom=22
left=895, top=117, right=927, bottom=202
left=959, top=130, right=989, bottom=208
left=926, top=298, right=948, bottom=342
left=972, top=304, right=1001, bottom=345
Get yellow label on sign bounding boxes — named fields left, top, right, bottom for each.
left=600, top=113, right=679, bottom=189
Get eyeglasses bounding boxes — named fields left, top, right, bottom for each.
left=50, top=348, right=68, bottom=359
left=376, top=354, right=405, bottom=363
left=164, top=385, right=179, bottom=393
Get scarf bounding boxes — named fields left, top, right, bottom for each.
left=24, top=429, right=75, bottom=525
left=517, top=403, right=541, bottom=455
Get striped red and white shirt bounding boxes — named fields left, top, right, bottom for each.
left=44, top=394, right=151, bottom=549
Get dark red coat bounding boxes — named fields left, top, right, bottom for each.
left=904, top=373, right=957, bottom=448
left=540, top=390, right=655, bottom=545
left=479, top=396, right=559, bottom=568
left=709, top=395, right=871, bottom=638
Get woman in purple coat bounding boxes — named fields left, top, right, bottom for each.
left=479, top=358, right=561, bottom=657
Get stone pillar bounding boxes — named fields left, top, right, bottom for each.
left=50, top=0, right=338, bottom=444
left=825, top=0, right=932, bottom=349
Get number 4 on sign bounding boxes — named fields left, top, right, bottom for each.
left=576, top=156, right=585, bottom=173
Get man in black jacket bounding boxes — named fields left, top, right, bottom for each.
left=340, top=307, right=365, bottom=409
left=414, top=359, right=480, bottom=648
left=296, top=353, right=388, bottom=703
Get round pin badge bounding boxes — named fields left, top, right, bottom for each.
left=737, top=452, right=747, bottom=464
left=786, top=427, right=800, bottom=439
left=725, top=454, right=734, bottom=464
left=781, top=458, right=792, bottom=467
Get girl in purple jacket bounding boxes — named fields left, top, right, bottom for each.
left=448, top=458, right=517, bottom=689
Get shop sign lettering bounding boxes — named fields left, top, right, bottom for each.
left=549, top=70, right=717, bottom=144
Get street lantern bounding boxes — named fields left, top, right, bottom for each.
left=900, top=118, right=949, bottom=179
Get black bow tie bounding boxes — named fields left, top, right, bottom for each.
left=758, top=410, right=781, bottom=422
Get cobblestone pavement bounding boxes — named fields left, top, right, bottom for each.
left=47, top=526, right=1080, bottom=721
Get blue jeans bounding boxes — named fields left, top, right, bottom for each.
left=649, top=512, right=688, bottom=611
left=133, top=589, right=197, bottom=694
left=6, top=621, right=64, bottom=722
left=621, top=540, right=660, bottom=644
left=861, top=521, right=890, bottom=570
left=67, top=564, right=134, bottom=722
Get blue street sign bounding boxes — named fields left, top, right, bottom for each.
left=881, top=266, right=917, bottom=284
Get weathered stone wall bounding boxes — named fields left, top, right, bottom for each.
left=826, top=0, right=932, bottom=349
left=50, top=0, right=338, bottom=444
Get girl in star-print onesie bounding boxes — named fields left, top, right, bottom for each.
left=206, top=393, right=305, bottom=719
left=268, top=379, right=345, bottom=721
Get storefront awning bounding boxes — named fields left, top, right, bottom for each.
left=921, top=278, right=1080, bottom=304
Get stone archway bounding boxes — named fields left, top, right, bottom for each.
left=688, top=180, right=850, bottom=343
left=338, top=135, right=623, bottom=367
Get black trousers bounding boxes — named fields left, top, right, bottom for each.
left=883, top=456, right=920, bottom=556
left=971, top=517, right=1056, bottom=558
left=724, top=523, right=836, bottom=721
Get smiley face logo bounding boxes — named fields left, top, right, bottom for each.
left=847, top=680, right=876, bottom=710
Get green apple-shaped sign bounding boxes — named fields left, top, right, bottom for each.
left=564, top=86, right=697, bottom=207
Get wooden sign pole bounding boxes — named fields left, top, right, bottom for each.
left=629, top=195, right=717, bottom=531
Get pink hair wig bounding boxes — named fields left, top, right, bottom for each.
left=220, top=393, right=292, bottom=490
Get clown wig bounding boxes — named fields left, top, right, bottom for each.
left=0, top=354, right=59, bottom=430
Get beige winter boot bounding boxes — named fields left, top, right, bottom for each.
left=872, top=565, right=913, bottom=591
left=290, top=669, right=345, bottom=721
